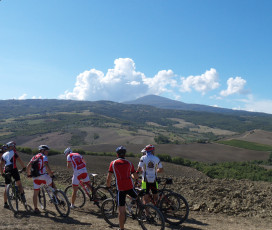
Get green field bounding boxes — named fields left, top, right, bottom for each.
left=217, top=139, right=272, bottom=151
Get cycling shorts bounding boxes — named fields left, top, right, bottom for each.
left=4, top=168, right=20, bottom=185
left=33, top=174, right=52, bottom=190
left=72, top=169, right=90, bottom=186
left=117, top=189, right=138, bottom=206
left=141, top=181, right=158, bottom=195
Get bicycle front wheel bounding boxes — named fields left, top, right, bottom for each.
left=93, top=186, right=114, bottom=208
left=6, top=184, right=19, bottom=213
left=38, top=187, right=46, bottom=210
left=159, top=192, right=189, bottom=225
left=54, top=189, right=70, bottom=217
left=138, top=204, right=165, bottom=230
left=101, top=198, right=119, bottom=227
left=64, top=185, right=86, bottom=208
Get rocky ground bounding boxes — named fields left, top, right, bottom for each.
left=1, top=153, right=272, bottom=229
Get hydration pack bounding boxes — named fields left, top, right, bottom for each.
left=31, top=156, right=42, bottom=177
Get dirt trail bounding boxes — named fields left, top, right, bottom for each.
left=1, top=154, right=272, bottom=229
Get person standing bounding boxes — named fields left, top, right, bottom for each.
left=137, top=144, right=163, bottom=205
left=106, top=146, right=138, bottom=230
left=0, top=141, right=26, bottom=209
left=26, top=145, right=54, bottom=214
left=64, top=147, right=92, bottom=209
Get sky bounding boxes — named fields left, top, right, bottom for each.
left=1, top=0, right=272, bottom=113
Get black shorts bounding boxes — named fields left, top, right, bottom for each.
left=117, top=189, right=138, bottom=206
left=4, top=167, right=20, bottom=185
left=142, top=181, right=158, bottom=195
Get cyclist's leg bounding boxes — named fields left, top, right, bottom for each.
left=33, top=175, right=47, bottom=210
left=117, top=190, right=126, bottom=230
left=142, top=181, right=151, bottom=204
left=4, top=171, right=12, bottom=206
left=71, top=185, right=79, bottom=206
left=150, top=182, right=159, bottom=205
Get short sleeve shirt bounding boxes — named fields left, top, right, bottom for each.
left=109, top=158, right=135, bottom=191
left=67, top=153, right=86, bottom=172
left=1, top=150, right=18, bottom=169
left=138, top=153, right=163, bottom=183
left=30, top=153, right=48, bottom=175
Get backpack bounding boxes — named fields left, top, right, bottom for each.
left=30, top=155, right=42, bottom=177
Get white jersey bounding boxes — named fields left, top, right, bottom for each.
left=138, top=153, right=162, bottom=183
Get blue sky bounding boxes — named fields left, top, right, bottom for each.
left=1, top=0, right=272, bottom=113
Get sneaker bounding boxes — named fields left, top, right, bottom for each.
left=70, top=204, right=76, bottom=209
left=34, top=208, right=41, bottom=214
left=4, top=203, right=9, bottom=209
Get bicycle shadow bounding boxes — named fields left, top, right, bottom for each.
left=14, top=206, right=91, bottom=227
left=166, top=217, right=209, bottom=230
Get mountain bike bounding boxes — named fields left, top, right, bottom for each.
left=140, top=177, right=189, bottom=226
left=101, top=188, right=165, bottom=230
left=6, top=171, right=29, bottom=213
left=38, top=176, right=70, bottom=217
left=64, top=173, right=113, bottom=208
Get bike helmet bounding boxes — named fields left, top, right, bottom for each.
left=116, top=146, right=126, bottom=156
left=1, top=145, right=7, bottom=152
left=64, top=147, right=72, bottom=156
left=144, top=144, right=155, bottom=152
left=6, top=141, right=16, bottom=148
left=38, top=145, right=50, bottom=151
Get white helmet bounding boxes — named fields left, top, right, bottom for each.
left=141, top=148, right=146, bottom=155
left=38, top=145, right=50, bottom=151
left=64, top=147, right=72, bottom=156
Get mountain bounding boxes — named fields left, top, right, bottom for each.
left=124, top=95, right=264, bottom=116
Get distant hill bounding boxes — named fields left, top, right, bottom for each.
left=124, top=95, right=265, bottom=116
left=1, top=99, right=272, bottom=150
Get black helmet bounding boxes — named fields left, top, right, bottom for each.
left=116, top=146, right=126, bottom=156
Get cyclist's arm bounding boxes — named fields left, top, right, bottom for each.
left=0, top=159, right=4, bottom=175
left=17, top=156, right=26, bottom=169
left=26, top=162, right=32, bottom=176
left=67, top=161, right=72, bottom=169
left=44, top=162, right=54, bottom=177
left=157, top=167, right=163, bottom=173
left=106, top=172, right=113, bottom=188
left=131, top=171, right=138, bottom=180
left=136, top=166, right=142, bottom=173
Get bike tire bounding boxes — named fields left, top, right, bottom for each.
left=138, top=204, right=165, bottom=230
left=64, top=185, right=86, bottom=208
left=6, top=184, right=19, bottom=213
left=159, top=192, right=189, bottom=225
left=101, top=198, right=119, bottom=227
left=54, top=189, right=70, bottom=217
left=93, top=186, right=114, bottom=208
left=38, top=187, right=46, bottom=210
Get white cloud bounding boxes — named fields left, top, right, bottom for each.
left=220, top=76, right=247, bottom=97
left=18, top=94, right=27, bottom=100
left=59, top=58, right=177, bottom=102
left=241, top=97, right=272, bottom=114
left=180, top=68, right=220, bottom=95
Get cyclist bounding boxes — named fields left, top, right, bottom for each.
left=136, top=144, right=163, bottom=205
left=0, top=141, right=26, bottom=209
left=64, top=147, right=92, bottom=209
left=26, top=145, right=54, bottom=214
left=106, top=146, right=138, bottom=230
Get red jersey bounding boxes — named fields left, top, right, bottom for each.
left=67, top=153, right=86, bottom=171
left=108, top=158, right=135, bottom=191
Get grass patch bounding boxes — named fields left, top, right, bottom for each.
left=217, top=139, right=272, bottom=151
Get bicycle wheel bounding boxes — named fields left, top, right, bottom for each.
left=93, top=186, right=113, bottom=208
left=101, top=198, right=119, bottom=227
left=138, top=204, right=165, bottom=230
left=6, top=184, right=19, bottom=213
left=54, top=189, right=70, bottom=217
left=38, top=187, right=46, bottom=210
left=64, top=185, right=86, bottom=208
left=159, top=192, right=189, bottom=225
